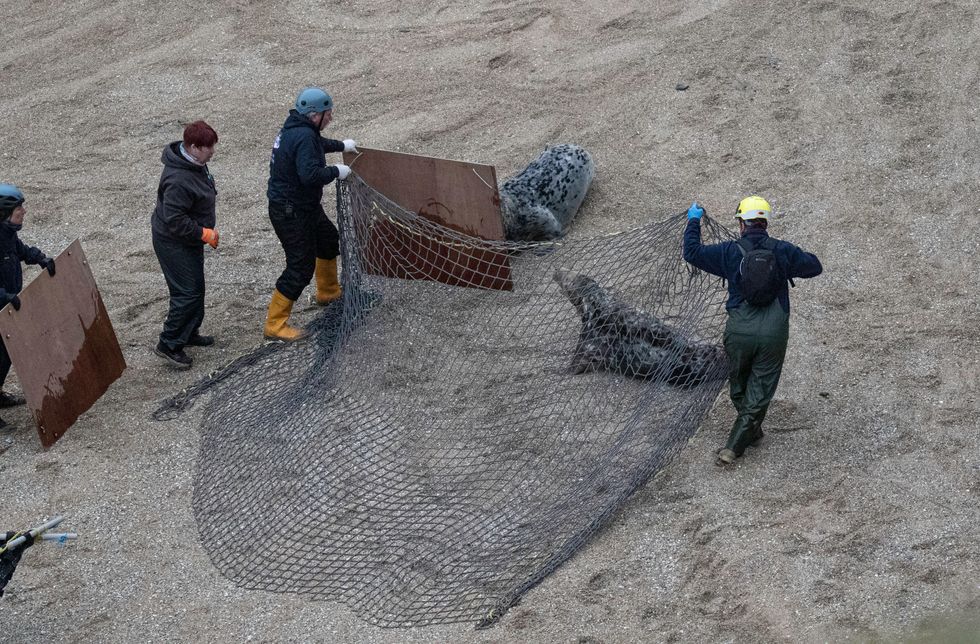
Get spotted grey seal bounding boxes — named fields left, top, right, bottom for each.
left=554, top=270, right=727, bottom=388
left=498, top=144, right=595, bottom=241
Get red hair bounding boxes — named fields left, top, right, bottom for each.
left=183, top=120, right=218, bottom=147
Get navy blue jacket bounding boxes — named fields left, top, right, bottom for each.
left=0, top=224, right=47, bottom=303
left=267, top=110, right=345, bottom=209
left=683, top=218, right=822, bottom=313
left=151, top=142, right=217, bottom=245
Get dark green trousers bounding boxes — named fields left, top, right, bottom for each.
left=723, top=301, right=789, bottom=456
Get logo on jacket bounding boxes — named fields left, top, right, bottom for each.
left=270, top=133, right=282, bottom=165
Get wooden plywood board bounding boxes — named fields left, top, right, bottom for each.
left=0, top=240, right=126, bottom=448
left=362, top=218, right=514, bottom=291
left=343, top=147, right=513, bottom=290
left=343, top=147, right=505, bottom=239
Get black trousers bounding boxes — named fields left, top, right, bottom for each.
left=153, top=233, right=205, bottom=350
left=0, top=340, right=10, bottom=390
left=269, top=201, right=339, bottom=301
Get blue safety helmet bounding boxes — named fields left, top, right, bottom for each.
left=0, top=183, right=25, bottom=217
left=294, top=87, right=333, bottom=115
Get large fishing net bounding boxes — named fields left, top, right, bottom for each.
left=156, top=176, right=735, bottom=627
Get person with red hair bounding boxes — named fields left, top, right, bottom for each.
left=150, top=120, right=220, bottom=370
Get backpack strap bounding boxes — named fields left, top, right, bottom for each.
left=764, top=237, right=796, bottom=287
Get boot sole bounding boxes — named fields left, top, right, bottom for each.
left=308, top=294, right=342, bottom=307
left=715, top=448, right=737, bottom=466
left=153, top=347, right=192, bottom=370
left=263, top=334, right=310, bottom=342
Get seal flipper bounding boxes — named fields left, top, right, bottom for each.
left=521, top=205, right=562, bottom=241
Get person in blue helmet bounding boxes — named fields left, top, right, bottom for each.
left=264, top=86, right=358, bottom=341
left=0, top=184, right=57, bottom=427
left=683, top=196, right=822, bottom=466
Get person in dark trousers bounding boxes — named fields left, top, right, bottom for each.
left=0, top=184, right=57, bottom=427
left=150, top=120, right=220, bottom=370
left=683, top=196, right=822, bottom=466
left=264, top=86, right=357, bottom=341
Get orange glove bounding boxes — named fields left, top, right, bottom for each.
left=201, top=228, right=219, bottom=249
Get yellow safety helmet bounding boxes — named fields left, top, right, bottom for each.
left=735, top=195, right=771, bottom=220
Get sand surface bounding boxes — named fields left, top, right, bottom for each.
left=2, top=0, right=978, bottom=641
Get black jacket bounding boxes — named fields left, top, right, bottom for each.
left=151, top=142, right=217, bottom=245
left=683, top=219, right=822, bottom=313
left=267, top=110, right=344, bottom=209
left=0, top=223, right=46, bottom=302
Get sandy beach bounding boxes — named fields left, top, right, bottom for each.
left=1, top=0, right=978, bottom=641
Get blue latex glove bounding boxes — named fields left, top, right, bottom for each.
left=687, top=202, right=704, bottom=220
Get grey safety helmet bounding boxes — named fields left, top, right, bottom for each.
left=294, top=87, right=333, bottom=115
left=0, top=183, right=25, bottom=219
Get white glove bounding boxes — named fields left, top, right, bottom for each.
left=342, top=139, right=358, bottom=153
left=333, top=164, right=351, bottom=180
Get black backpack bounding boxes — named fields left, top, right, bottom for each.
left=736, top=238, right=793, bottom=306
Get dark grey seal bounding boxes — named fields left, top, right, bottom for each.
left=499, top=144, right=595, bottom=241
left=554, top=270, right=727, bottom=388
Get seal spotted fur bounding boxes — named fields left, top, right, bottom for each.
left=554, top=270, right=727, bottom=387
left=499, top=144, right=595, bottom=241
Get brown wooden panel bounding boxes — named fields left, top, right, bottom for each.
left=343, top=147, right=505, bottom=239
left=343, top=147, right=513, bottom=291
left=0, top=240, right=126, bottom=448
left=363, top=218, right=514, bottom=291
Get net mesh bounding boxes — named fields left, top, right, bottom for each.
left=169, top=176, right=735, bottom=627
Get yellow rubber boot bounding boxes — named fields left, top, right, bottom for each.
left=263, top=289, right=309, bottom=341
left=314, top=257, right=343, bottom=305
